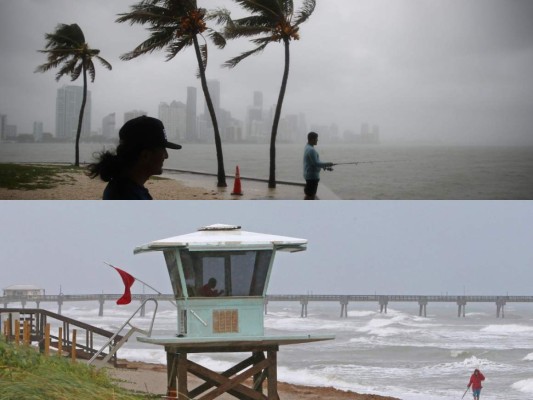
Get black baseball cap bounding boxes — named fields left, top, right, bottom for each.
left=119, top=116, right=182, bottom=150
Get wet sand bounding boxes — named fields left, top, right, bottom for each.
left=0, top=167, right=339, bottom=200
left=107, top=360, right=400, bottom=400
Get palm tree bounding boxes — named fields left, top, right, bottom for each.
left=36, top=23, right=112, bottom=167
left=223, top=0, right=316, bottom=188
left=117, top=0, right=228, bottom=187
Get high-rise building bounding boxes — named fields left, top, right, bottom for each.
left=33, top=121, right=43, bottom=141
left=203, top=80, right=220, bottom=116
left=246, top=91, right=265, bottom=141
left=253, top=91, right=263, bottom=109
left=159, top=101, right=186, bottom=141
left=124, top=110, right=147, bottom=123
left=5, top=125, right=17, bottom=140
left=0, top=115, right=6, bottom=140
left=102, top=113, right=116, bottom=139
left=186, top=86, right=197, bottom=141
left=55, top=85, right=91, bottom=140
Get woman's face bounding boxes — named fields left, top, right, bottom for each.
left=144, top=146, right=168, bottom=176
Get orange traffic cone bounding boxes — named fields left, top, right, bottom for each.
left=231, top=165, right=243, bottom=196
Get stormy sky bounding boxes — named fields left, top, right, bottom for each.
left=1, top=201, right=531, bottom=297
left=1, top=0, right=532, bottom=145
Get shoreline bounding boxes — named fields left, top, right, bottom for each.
left=0, top=163, right=340, bottom=200
left=107, top=360, right=400, bottom=400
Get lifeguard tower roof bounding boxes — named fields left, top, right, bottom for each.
left=134, top=224, right=307, bottom=254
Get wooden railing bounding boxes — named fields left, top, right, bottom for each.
left=0, top=308, right=123, bottom=365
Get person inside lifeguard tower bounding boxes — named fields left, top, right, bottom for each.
left=199, top=278, right=224, bottom=297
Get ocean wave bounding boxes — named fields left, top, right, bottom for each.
left=480, top=324, right=533, bottom=335
left=523, top=353, right=533, bottom=361
left=512, top=378, right=533, bottom=394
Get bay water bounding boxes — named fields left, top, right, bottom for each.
left=1, top=142, right=532, bottom=199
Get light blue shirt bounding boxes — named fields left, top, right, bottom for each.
left=303, top=143, right=328, bottom=180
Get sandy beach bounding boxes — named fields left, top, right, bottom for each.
left=0, top=169, right=223, bottom=200
left=107, top=360, right=400, bottom=400
left=0, top=166, right=339, bottom=200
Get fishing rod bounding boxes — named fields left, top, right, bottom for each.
left=461, top=386, right=470, bottom=399
left=324, top=160, right=405, bottom=171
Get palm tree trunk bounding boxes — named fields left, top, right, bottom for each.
left=75, top=63, right=88, bottom=167
left=268, top=38, right=291, bottom=189
left=192, top=36, right=227, bottom=187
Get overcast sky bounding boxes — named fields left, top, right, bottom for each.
left=1, top=0, right=532, bottom=145
left=1, top=201, right=531, bottom=297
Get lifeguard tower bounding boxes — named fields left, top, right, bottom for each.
left=133, top=224, right=334, bottom=399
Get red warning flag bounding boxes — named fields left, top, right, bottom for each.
left=113, top=267, right=135, bottom=305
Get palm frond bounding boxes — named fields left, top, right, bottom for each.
left=222, top=42, right=268, bottom=68
left=233, top=0, right=283, bottom=17
left=206, top=29, right=226, bottom=49
left=87, top=60, right=97, bottom=82
left=95, top=55, right=112, bottom=70
left=283, top=0, right=294, bottom=19
left=120, top=27, right=176, bottom=60
left=201, top=42, right=208, bottom=70
left=224, top=17, right=273, bottom=39
left=57, top=58, right=80, bottom=81
left=293, top=0, right=316, bottom=26
left=206, top=7, right=232, bottom=25
left=116, top=5, right=178, bottom=26
left=44, top=23, right=85, bottom=49
left=165, top=36, right=192, bottom=61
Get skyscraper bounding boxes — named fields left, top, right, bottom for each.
left=246, top=91, right=265, bottom=141
left=203, top=80, right=220, bottom=116
left=159, top=101, right=186, bottom=141
left=124, top=110, right=147, bottom=123
left=102, top=113, right=116, bottom=139
left=33, top=121, right=43, bottom=141
left=186, top=86, right=197, bottom=141
left=0, top=115, right=6, bottom=141
left=55, top=85, right=91, bottom=140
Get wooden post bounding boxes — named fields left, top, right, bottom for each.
left=267, top=349, right=278, bottom=400
left=177, top=353, right=188, bottom=400
left=166, top=351, right=178, bottom=399
left=57, top=327, right=63, bottom=356
left=14, top=319, right=20, bottom=345
left=71, top=329, right=77, bottom=362
left=23, top=320, right=30, bottom=345
left=44, top=323, right=50, bottom=357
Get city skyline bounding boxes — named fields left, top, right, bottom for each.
left=2, top=80, right=379, bottom=144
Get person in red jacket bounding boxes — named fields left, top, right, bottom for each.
left=467, top=369, right=485, bottom=400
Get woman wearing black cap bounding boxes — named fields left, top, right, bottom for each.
left=87, top=116, right=181, bottom=200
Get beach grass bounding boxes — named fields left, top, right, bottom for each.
left=0, top=337, right=157, bottom=400
left=0, top=163, right=82, bottom=190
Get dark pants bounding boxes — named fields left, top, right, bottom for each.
left=304, top=179, right=320, bottom=199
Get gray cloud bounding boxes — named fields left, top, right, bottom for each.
left=1, top=0, right=532, bottom=145
left=0, top=201, right=532, bottom=296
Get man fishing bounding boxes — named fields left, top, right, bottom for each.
left=302, top=131, right=333, bottom=200
left=466, top=369, right=485, bottom=400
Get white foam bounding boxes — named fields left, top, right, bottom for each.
left=481, top=324, right=533, bottom=335
left=512, top=378, right=533, bottom=394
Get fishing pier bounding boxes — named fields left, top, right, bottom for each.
left=2, top=293, right=532, bottom=319
left=264, top=294, right=531, bottom=318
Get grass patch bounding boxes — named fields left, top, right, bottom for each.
left=0, top=337, right=157, bottom=400
left=0, top=163, right=83, bottom=190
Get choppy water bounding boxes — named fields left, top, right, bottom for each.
left=11, top=300, right=533, bottom=400
left=1, top=142, right=532, bottom=199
